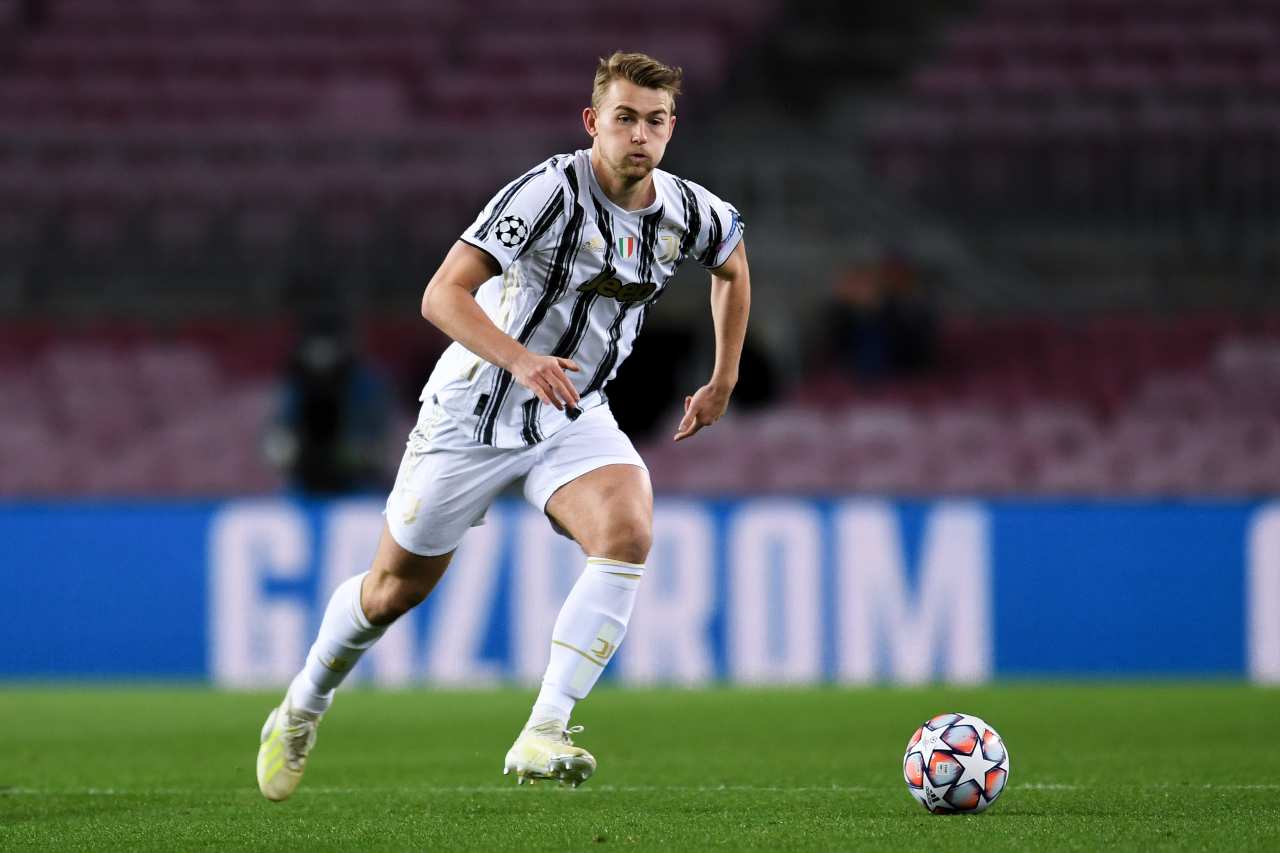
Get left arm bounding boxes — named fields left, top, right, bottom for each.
left=674, top=239, right=751, bottom=441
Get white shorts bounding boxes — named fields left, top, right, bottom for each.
left=384, top=399, right=647, bottom=557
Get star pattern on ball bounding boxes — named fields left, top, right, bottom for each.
left=951, top=738, right=1001, bottom=790
left=915, top=725, right=949, bottom=767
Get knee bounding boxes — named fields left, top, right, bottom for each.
left=362, top=571, right=432, bottom=625
left=595, top=516, right=652, bottom=565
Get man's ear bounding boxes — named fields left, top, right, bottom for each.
left=582, top=106, right=598, bottom=137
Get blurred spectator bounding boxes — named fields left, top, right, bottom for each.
left=264, top=314, right=392, bottom=495
left=610, top=325, right=778, bottom=441
left=729, top=332, right=780, bottom=411
left=19, top=0, right=46, bottom=31
left=825, top=250, right=937, bottom=382
left=609, top=325, right=698, bottom=441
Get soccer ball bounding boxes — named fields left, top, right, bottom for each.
left=494, top=215, right=528, bottom=248
left=902, top=712, right=1010, bottom=814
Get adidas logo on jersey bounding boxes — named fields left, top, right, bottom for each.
left=576, top=275, right=657, bottom=304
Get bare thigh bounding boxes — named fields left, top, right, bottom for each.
left=545, top=464, right=653, bottom=563
left=361, top=521, right=455, bottom=625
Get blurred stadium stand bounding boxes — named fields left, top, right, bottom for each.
left=1, top=0, right=1277, bottom=498
left=5, top=313, right=1278, bottom=496
left=857, top=0, right=1280, bottom=310
left=0, top=0, right=772, bottom=311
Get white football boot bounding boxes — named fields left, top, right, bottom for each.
left=503, top=720, right=596, bottom=787
left=256, top=700, right=321, bottom=802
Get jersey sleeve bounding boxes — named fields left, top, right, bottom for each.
left=689, top=183, right=745, bottom=270
left=460, top=160, right=566, bottom=273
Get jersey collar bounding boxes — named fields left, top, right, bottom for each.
left=579, top=149, right=663, bottom=220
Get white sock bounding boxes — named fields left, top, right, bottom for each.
left=286, top=572, right=386, bottom=716
left=527, top=557, right=644, bottom=728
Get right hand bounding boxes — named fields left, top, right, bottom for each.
left=510, top=352, right=581, bottom=411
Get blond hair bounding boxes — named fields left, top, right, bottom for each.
left=591, top=51, right=683, bottom=113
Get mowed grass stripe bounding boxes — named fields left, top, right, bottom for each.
left=1, top=685, right=1278, bottom=852
left=7, top=783, right=1280, bottom=796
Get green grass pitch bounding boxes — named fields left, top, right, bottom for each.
left=2, top=685, right=1278, bottom=851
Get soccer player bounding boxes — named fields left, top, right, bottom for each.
left=257, top=51, right=750, bottom=800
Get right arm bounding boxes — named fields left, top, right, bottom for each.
left=421, top=240, right=580, bottom=411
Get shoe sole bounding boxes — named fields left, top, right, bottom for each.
left=504, top=754, right=595, bottom=788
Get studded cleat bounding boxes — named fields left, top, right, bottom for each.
left=256, top=700, right=321, bottom=802
left=503, top=720, right=596, bottom=788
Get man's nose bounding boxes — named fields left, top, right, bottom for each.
left=632, top=123, right=647, bottom=143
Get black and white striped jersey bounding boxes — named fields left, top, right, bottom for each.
left=422, top=149, right=744, bottom=448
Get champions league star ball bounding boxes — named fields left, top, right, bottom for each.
left=902, top=713, right=1010, bottom=814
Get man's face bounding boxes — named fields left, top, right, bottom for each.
left=585, top=79, right=676, bottom=181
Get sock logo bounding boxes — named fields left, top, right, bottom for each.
left=589, top=637, right=616, bottom=661
left=319, top=653, right=353, bottom=672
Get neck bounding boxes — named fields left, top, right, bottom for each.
left=590, top=147, right=655, bottom=211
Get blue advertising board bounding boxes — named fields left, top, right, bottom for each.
left=3, top=498, right=1277, bottom=684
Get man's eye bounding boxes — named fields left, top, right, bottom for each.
left=617, top=115, right=632, bottom=123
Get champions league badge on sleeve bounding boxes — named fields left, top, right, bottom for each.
left=495, top=215, right=529, bottom=248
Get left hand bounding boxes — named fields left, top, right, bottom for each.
left=674, top=381, right=733, bottom=442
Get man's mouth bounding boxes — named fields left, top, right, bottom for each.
left=627, top=153, right=649, bottom=163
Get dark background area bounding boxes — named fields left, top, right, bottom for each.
left=1, top=0, right=1277, bottom=498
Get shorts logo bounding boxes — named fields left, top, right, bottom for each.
left=494, top=215, right=528, bottom=248
left=576, top=272, right=656, bottom=304
left=401, top=495, right=421, bottom=525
